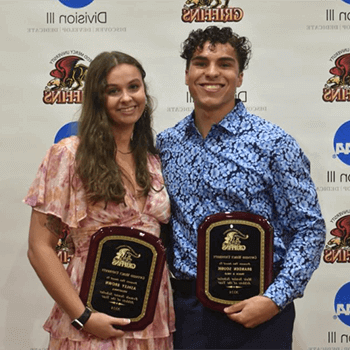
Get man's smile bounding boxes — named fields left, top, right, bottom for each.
left=199, top=83, right=225, bottom=92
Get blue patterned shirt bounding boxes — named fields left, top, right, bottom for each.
left=156, top=100, right=326, bottom=309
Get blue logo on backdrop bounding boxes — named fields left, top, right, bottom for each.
left=334, top=121, right=350, bottom=166
left=54, top=122, right=79, bottom=143
left=334, top=282, right=350, bottom=327
left=58, top=0, right=94, bottom=9
left=341, top=0, right=350, bottom=4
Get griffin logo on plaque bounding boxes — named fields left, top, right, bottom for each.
left=222, top=229, right=248, bottom=251
left=112, top=246, right=141, bottom=269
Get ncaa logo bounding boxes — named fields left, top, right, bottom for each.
left=58, top=0, right=94, bottom=8
left=334, top=121, right=350, bottom=166
left=54, top=122, right=79, bottom=143
left=341, top=0, right=350, bottom=4
left=334, top=282, right=350, bottom=326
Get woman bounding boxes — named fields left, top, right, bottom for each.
left=24, top=51, right=175, bottom=349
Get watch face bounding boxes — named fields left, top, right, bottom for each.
left=71, top=320, right=83, bottom=330
left=71, top=307, right=92, bottom=330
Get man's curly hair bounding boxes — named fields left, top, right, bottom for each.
left=180, top=26, right=252, bottom=72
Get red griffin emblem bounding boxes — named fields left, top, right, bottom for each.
left=323, top=215, right=350, bottom=263
left=327, top=54, right=350, bottom=88
left=47, top=55, right=88, bottom=91
left=323, top=53, right=350, bottom=102
left=43, top=55, right=88, bottom=104
left=182, top=0, right=243, bottom=23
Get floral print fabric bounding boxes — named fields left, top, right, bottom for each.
left=24, top=136, right=175, bottom=349
left=156, top=100, right=326, bottom=310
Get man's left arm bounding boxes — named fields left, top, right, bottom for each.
left=225, top=135, right=326, bottom=327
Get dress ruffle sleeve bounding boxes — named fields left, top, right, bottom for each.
left=23, top=137, right=87, bottom=227
left=146, top=154, right=171, bottom=225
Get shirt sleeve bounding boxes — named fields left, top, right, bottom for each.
left=23, top=138, right=87, bottom=228
left=263, top=135, right=326, bottom=309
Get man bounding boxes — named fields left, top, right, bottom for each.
left=156, top=26, right=325, bottom=349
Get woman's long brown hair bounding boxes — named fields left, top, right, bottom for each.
left=75, top=51, right=158, bottom=205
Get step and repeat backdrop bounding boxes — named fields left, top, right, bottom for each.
left=1, top=0, right=350, bottom=349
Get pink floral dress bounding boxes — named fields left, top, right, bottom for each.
left=24, top=136, right=175, bottom=350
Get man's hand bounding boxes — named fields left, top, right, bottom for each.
left=223, top=295, right=279, bottom=328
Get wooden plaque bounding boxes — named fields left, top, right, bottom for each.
left=197, top=212, right=273, bottom=312
left=80, top=226, right=165, bottom=331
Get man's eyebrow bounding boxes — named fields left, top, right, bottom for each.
left=191, top=55, right=208, bottom=61
left=191, top=55, right=237, bottom=63
left=217, top=57, right=237, bottom=64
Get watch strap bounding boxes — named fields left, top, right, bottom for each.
left=71, top=307, right=92, bottom=330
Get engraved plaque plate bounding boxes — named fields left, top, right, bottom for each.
left=197, top=212, right=273, bottom=312
left=80, top=226, right=165, bottom=331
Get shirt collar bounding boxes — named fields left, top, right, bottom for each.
left=217, top=99, right=247, bottom=136
left=184, top=99, right=247, bottom=138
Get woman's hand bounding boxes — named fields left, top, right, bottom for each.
left=83, top=312, right=130, bottom=339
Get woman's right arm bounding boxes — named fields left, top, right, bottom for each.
left=27, top=209, right=130, bottom=339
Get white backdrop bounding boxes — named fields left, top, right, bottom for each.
left=1, top=0, right=350, bottom=349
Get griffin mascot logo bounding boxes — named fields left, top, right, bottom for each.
left=222, top=229, right=248, bottom=251
left=182, top=0, right=243, bottom=23
left=112, top=246, right=141, bottom=270
left=43, top=55, right=88, bottom=105
left=323, top=52, right=350, bottom=102
left=323, top=215, right=350, bottom=263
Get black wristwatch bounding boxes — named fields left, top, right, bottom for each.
left=71, top=307, right=92, bottom=330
